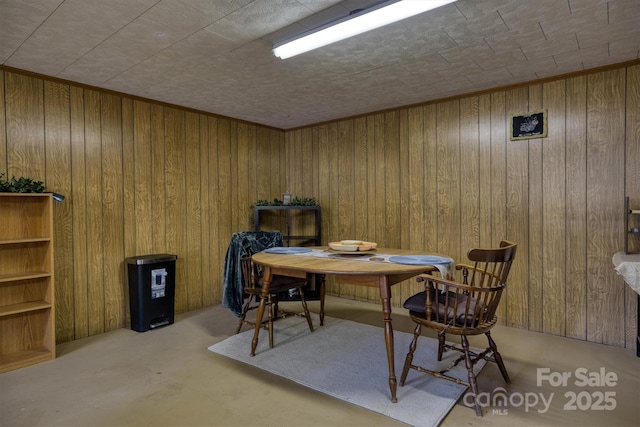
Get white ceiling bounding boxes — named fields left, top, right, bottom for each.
left=1, top=0, right=638, bottom=129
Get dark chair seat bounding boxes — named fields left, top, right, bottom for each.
left=256, top=275, right=306, bottom=291
left=403, top=290, right=484, bottom=327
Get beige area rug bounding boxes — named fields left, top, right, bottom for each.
left=208, top=316, right=485, bottom=427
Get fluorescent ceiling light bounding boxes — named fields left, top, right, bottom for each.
left=273, top=0, right=456, bottom=59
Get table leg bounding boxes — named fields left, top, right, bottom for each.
left=379, top=277, right=397, bottom=403
left=250, top=267, right=271, bottom=357
left=318, top=274, right=326, bottom=326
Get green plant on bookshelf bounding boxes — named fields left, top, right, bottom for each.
left=252, top=197, right=318, bottom=207
left=0, top=173, right=45, bottom=193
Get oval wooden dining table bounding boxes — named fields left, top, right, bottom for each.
left=251, top=246, right=438, bottom=403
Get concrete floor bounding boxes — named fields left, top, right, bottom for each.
left=1, top=296, right=638, bottom=427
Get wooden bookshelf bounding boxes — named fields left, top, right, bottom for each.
left=0, top=193, right=55, bottom=373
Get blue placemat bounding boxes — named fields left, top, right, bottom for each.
left=388, top=255, right=452, bottom=265
left=263, top=247, right=312, bottom=254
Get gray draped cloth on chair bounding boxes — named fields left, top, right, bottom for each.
left=222, top=231, right=284, bottom=317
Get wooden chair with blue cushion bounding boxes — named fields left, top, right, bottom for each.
left=399, top=240, right=517, bottom=417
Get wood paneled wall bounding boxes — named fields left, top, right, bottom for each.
left=286, top=64, right=640, bottom=350
left=0, top=69, right=286, bottom=342
left=1, top=63, right=638, bottom=350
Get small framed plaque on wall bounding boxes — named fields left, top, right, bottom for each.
left=510, top=110, right=547, bottom=140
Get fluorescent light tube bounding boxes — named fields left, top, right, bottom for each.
left=273, top=0, right=456, bottom=59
